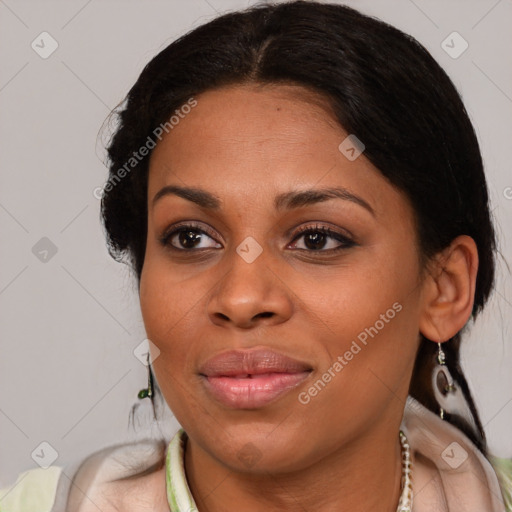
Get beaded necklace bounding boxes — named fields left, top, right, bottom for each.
left=397, top=430, right=413, bottom=511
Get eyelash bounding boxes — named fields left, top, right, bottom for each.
left=159, top=221, right=356, bottom=254
left=291, top=224, right=355, bottom=252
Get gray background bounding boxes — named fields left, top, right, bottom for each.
left=1, top=0, right=511, bottom=487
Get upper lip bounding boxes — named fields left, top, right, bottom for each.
left=199, top=348, right=312, bottom=377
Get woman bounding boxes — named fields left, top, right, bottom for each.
left=1, top=1, right=511, bottom=510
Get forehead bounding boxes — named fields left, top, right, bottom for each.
left=150, top=84, right=340, bottom=168
left=147, top=83, right=407, bottom=221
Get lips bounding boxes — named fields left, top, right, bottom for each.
left=199, top=349, right=312, bottom=377
left=199, top=348, right=312, bottom=409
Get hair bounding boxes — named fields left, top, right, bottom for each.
left=100, top=1, right=496, bottom=455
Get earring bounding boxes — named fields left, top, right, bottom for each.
left=431, top=341, right=483, bottom=446
left=138, top=352, right=154, bottom=400
left=432, top=342, right=456, bottom=419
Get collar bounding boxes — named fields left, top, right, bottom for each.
left=166, top=427, right=197, bottom=511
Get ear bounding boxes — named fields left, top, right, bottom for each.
left=419, top=235, right=479, bottom=342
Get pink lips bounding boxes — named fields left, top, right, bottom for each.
left=199, top=348, right=312, bottom=409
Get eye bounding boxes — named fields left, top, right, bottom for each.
left=289, top=224, right=355, bottom=252
left=159, top=222, right=222, bottom=251
left=159, top=222, right=356, bottom=254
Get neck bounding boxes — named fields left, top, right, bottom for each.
left=184, top=427, right=404, bottom=512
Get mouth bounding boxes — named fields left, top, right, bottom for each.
left=198, top=348, right=313, bottom=409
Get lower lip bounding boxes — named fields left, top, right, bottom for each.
left=201, top=372, right=311, bottom=409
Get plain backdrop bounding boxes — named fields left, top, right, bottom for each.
left=1, top=0, right=511, bottom=487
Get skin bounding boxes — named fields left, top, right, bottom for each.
left=128, top=83, right=478, bottom=512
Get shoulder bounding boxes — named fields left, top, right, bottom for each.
left=68, top=437, right=168, bottom=511
left=488, top=455, right=512, bottom=512
left=402, top=396, right=511, bottom=512
left=0, top=466, right=62, bottom=512
left=0, top=438, right=169, bottom=512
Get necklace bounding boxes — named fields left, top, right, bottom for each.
left=397, top=430, right=413, bottom=512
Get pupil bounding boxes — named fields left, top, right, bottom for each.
left=305, top=232, right=325, bottom=250
left=180, top=230, right=201, bottom=248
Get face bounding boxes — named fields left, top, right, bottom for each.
left=140, top=83, right=426, bottom=473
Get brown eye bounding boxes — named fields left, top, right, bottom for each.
left=175, top=229, right=204, bottom=249
left=160, top=223, right=222, bottom=251
left=290, top=225, right=355, bottom=252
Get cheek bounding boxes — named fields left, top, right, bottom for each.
left=139, top=250, right=216, bottom=383
left=294, top=242, right=422, bottom=388
left=295, top=271, right=421, bottom=438
left=299, top=249, right=419, bottom=340
left=139, top=254, right=189, bottom=360
left=140, top=244, right=199, bottom=337
left=139, top=259, right=202, bottom=415
left=139, top=267, right=173, bottom=345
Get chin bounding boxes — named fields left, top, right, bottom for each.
left=204, top=423, right=313, bottom=474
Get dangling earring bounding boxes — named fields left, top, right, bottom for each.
left=432, top=342, right=456, bottom=419
left=431, top=340, right=482, bottom=445
left=138, top=352, right=154, bottom=400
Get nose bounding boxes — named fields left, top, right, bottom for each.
left=207, top=246, right=293, bottom=329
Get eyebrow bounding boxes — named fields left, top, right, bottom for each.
left=152, top=185, right=375, bottom=216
